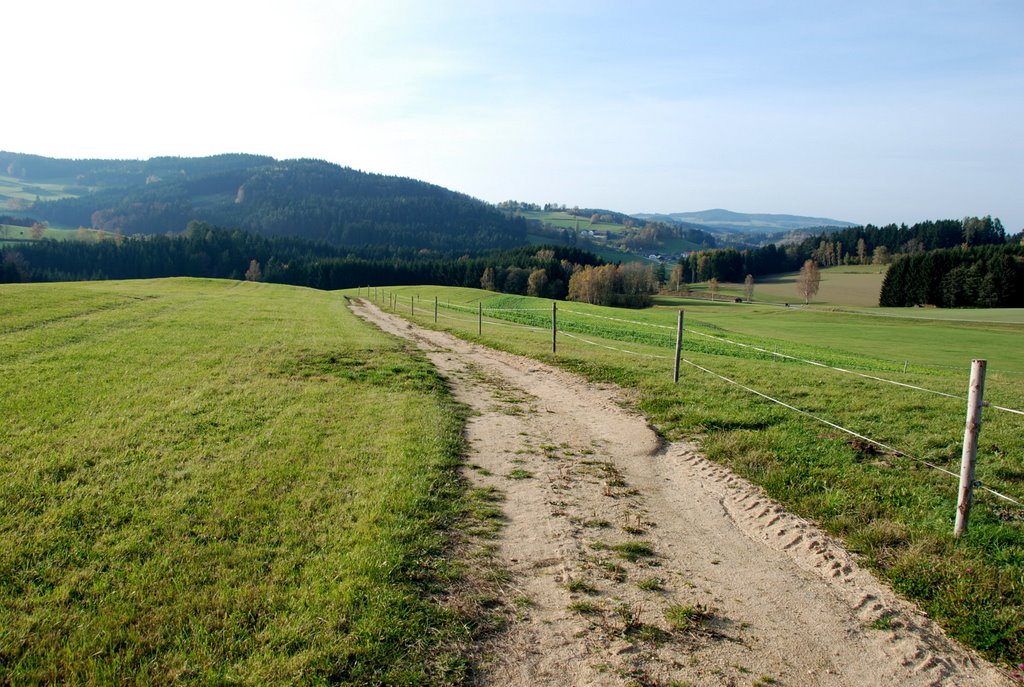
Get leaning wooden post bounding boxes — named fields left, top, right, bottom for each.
left=954, top=359, right=987, bottom=538
left=673, top=309, right=685, bottom=383
left=434, top=296, right=438, bottom=323
left=551, top=302, right=557, bottom=354
left=478, top=302, right=483, bottom=335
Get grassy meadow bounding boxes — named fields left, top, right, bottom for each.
left=0, top=174, right=83, bottom=205
left=520, top=209, right=703, bottom=256
left=0, top=279, right=480, bottom=685
left=684, top=264, right=889, bottom=307
left=519, top=209, right=624, bottom=235
left=355, top=284, right=1024, bottom=666
left=0, top=223, right=111, bottom=243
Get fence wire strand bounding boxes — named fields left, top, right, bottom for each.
left=367, top=295, right=1024, bottom=508
left=562, top=305, right=1024, bottom=416
left=678, top=357, right=1022, bottom=507
left=560, top=331, right=672, bottom=359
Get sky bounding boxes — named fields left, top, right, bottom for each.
left=6, top=1, right=1024, bottom=229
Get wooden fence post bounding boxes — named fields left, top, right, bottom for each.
left=954, top=359, right=987, bottom=538
left=410, top=295, right=414, bottom=317
left=478, top=302, right=482, bottom=336
left=551, top=302, right=557, bottom=354
left=434, top=296, right=438, bottom=323
left=673, top=309, right=685, bottom=383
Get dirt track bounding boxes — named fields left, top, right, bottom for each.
left=350, top=299, right=1010, bottom=687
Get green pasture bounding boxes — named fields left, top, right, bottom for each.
left=650, top=297, right=1024, bottom=375
left=0, top=279, right=477, bottom=685
left=519, top=209, right=625, bottom=234
left=686, top=265, right=888, bottom=308
left=656, top=236, right=705, bottom=253
left=0, top=224, right=110, bottom=242
left=832, top=306, right=1024, bottom=324
left=0, top=174, right=81, bottom=204
left=522, top=210, right=703, bottom=255
left=354, top=284, right=1024, bottom=667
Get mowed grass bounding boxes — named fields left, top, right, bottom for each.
left=519, top=210, right=624, bottom=235
left=355, top=285, right=1024, bottom=666
left=0, top=278, right=474, bottom=685
left=686, top=265, right=888, bottom=307
left=651, top=297, right=1024, bottom=375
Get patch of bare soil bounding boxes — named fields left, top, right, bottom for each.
left=350, top=299, right=1011, bottom=687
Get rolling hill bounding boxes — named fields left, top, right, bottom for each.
left=0, top=152, right=525, bottom=252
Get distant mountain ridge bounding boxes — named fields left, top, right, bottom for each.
left=0, top=151, right=525, bottom=252
left=633, top=208, right=857, bottom=234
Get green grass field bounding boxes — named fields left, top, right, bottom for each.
left=355, top=284, right=1024, bottom=667
left=0, top=279, right=479, bottom=685
left=519, top=210, right=625, bottom=235
left=522, top=210, right=703, bottom=255
left=0, top=224, right=111, bottom=243
left=649, top=297, right=1024, bottom=374
left=0, top=174, right=82, bottom=204
left=687, top=265, right=888, bottom=307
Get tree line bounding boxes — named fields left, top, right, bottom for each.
left=478, top=253, right=657, bottom=307
left=680, top=217, right=1008, bottom=283
left=0, top=221, right=664, bottom=307
left=0, top=215, right=34, bottom=228
left=1, top=151, right=276, bottom=189
left=0, top=222, right=603, bottom=293
left=879, top=244, right=1024, bottom=307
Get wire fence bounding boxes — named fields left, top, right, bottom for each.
left=363, top=288, right=1024, bottom=510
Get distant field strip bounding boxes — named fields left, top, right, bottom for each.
left=829, top=306, right=1024, bottom=325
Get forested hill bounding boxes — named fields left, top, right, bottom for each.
left=0, top=152, right=525, bottom=252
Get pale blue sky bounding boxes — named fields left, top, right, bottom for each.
left=8, top=1, right=1023, bottom=229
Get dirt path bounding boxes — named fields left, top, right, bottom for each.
left=350, top=299, right=1010, bottom=687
